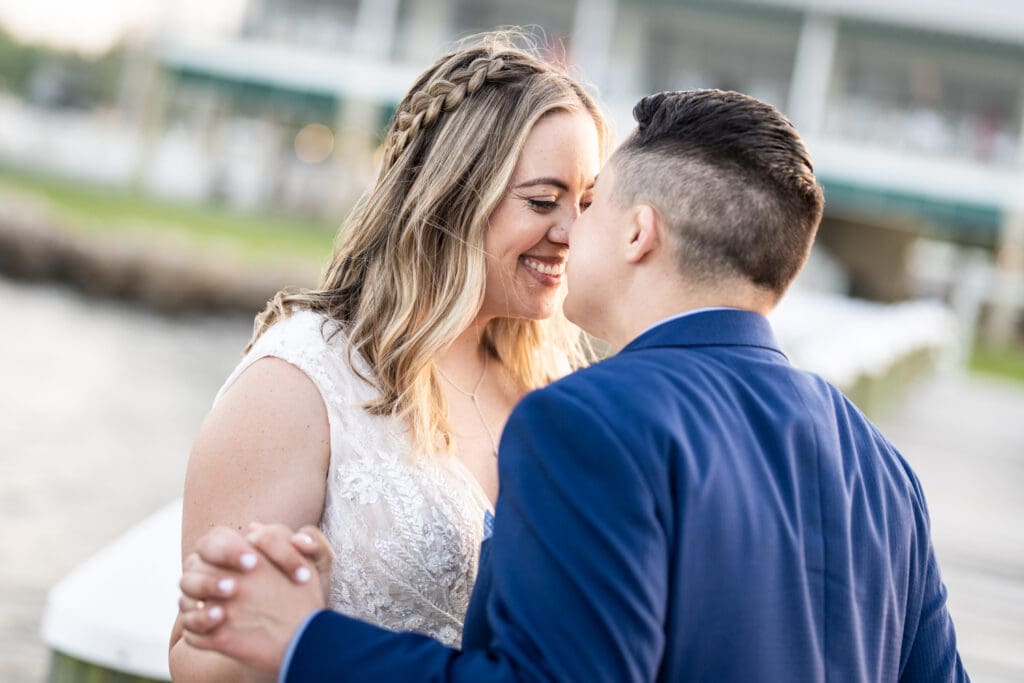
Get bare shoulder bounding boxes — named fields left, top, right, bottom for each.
left=209, top=355, right=331, bottom=437
left=182, top=356, right=331, bottom=556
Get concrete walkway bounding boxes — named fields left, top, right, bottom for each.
left=874, top=371, right=1024, bottom=682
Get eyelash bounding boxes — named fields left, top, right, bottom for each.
left=527, top=199, right=594, bottom=212
left=527, top=199, right=558, bottom=211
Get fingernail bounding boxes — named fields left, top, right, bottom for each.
left=239, top=553, right=257, bottom=570
left=293, top=532, right=314, bottom=546
left=217, top=578, right=235, bottom=595
left=295, top=566, right=311, bottom=583
left=208, top=606, right=224, bottom=621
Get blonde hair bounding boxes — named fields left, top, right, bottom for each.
left=248, top=32, right=608, bottom=455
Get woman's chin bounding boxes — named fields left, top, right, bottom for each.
left=502, top=300, right=560, bottom=323
left=482, top=286, right=563, bottom=322
left=530, top=296, right=564, bottom=321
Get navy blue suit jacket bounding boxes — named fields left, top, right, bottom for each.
left=286, top=309, right=967, bottom=682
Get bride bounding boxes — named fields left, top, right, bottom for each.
left=168, top=33, right=606, bottom=681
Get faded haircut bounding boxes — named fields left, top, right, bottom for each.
left=612, top=89, right=824, bottom=296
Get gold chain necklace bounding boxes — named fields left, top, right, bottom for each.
left=436, top=353, right=498, bottom=458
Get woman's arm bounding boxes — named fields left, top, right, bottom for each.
left=168, top=357, right=331, bottom=682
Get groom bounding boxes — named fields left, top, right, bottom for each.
left=180, top=90, right=967, bottom=681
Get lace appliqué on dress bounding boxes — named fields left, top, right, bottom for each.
left=215, top=310, right=492, bottom=647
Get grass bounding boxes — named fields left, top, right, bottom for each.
left=970, top=343, right=1024, bottom=384
left=0, top=166, right=339, bottom=267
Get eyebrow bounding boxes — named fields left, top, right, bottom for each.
left=514, top=177, right=596, bottom=192
left=514, top=177, right=570, bottom=192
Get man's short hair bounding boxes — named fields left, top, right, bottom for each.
left=613, top=89, right=824, bottom=296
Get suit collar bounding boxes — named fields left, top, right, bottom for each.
left=621, top=308, right=787, bottom=358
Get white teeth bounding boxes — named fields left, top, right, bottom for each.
left=522, top=257, right=565, bottom=277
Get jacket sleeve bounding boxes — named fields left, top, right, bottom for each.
left=284, top=384, right=669, bottom=683
left=898, top=472, right=969, bottom=683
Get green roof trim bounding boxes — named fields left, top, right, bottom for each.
left=819, top=176, right=1003, bottom=243
left=170, top=65, right=340, bottom=116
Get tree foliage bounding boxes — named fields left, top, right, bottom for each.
left=0, top=21, right=125, bottom=107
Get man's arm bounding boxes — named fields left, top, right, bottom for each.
left=185, top=383, right=670, bottom=682
left=480, top=384, right=669, bottom=681
left=898, top=473, right=969, bottom=683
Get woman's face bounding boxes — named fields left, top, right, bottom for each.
left=479, top=110, right=601, bottom=322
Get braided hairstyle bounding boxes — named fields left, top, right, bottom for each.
left=249, top=32, right=608, bottom=455
left=383, top=55, right=515, bottom=169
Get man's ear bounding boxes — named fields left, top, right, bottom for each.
left=625, top=204, right=661, bottom=264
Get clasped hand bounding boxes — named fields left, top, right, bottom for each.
left=178, top=523, right=333, bottom=674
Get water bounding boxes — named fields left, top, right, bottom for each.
left=0, top=276, right=252, bottom=681
left=1, top=276, right=1021, bottom=681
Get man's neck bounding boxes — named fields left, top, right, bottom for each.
left=606, top=280, right=777, bottom=350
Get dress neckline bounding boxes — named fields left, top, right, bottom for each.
left=443, top=454, right=496, bottom=515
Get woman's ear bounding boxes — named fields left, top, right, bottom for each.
left=625, top=204, right=661, bottom=264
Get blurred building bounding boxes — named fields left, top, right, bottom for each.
left=133, top=0, right=1024, bottom=341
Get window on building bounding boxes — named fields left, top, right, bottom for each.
left=825, top=22, right=1024, bottom=165
left=241, top=0, right=361, bottom=50
left=638, top=4, right=800, bottom=112
left=451, top=0, right=576, bottom=62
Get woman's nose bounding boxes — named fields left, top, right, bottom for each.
left=549, top=204, right=582, bottom=244
left=548, top=216, right=571, bottom=245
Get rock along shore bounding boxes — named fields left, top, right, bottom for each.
left=0, top=202, right=321, bottom=315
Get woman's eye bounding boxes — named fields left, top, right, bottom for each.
left=580, top=200, right=593, bottom=212
left=527, top=199, right=559, bottom=211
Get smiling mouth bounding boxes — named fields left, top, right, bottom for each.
left=520, top=256, right=566, bottom=277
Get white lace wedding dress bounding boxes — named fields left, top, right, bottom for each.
left=214, top=309, right=493, bottom=647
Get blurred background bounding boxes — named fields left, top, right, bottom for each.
left=0, top=0, right=1022, bottom=681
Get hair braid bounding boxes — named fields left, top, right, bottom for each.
left=383, top=55, right=533, bottom=169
